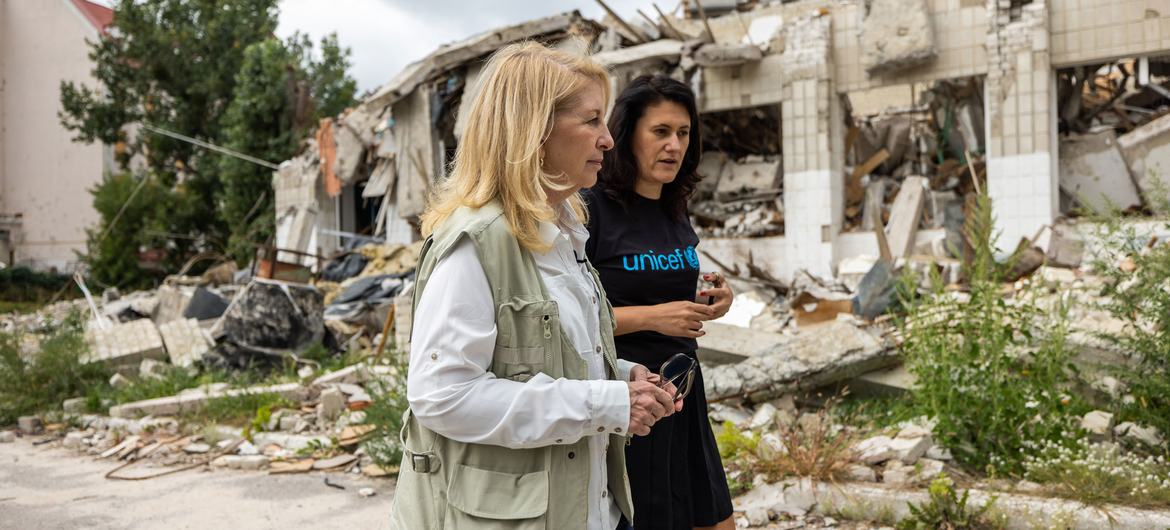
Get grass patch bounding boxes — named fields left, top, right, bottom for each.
left=199, top=391, right=295, bottom=427
left=0, top=301, right=44, bottom=315
left=833, top=392, right=919, bottom=431
left=1023, top=438, right=1170, bottom=509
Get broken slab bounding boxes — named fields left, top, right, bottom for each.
left=108, top=383, right=309, bottom=419
left=1046, top=224, right=1085, bottom=268
left=158, top=318, right=213, bottom=367
left=592, top=39, right=683, bottom=68
left=85, top=318, right=167, bottom=366
left=848, top=363, right=916, bottom=397
left=1117, top=112, right=1170, bottom=213
left=1059, top=130, right=1143, bottom=213
left=153, top=284, right=194, bottom=325
left=696, top=322, right=786, bottom=365
left=860, top=0, right=936, bottom=77
left=885, top=176, right=927, bottom=258
left=692, top=42, right=763, bottom=67
left=219, top=280, right=325, bottom=354
left=703, top=321, right=893, bottom=403
left=716, top=156, right=781, bottom=199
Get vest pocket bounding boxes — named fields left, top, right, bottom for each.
left=494, top=346, right=545, bottom=381
left=446, top=464, right=549, bottom=527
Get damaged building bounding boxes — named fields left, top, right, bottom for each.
left=272, top=0, right=1170, bottom=282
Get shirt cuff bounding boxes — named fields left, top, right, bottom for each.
left=616, top=359, right=641, bottom=381
left=587, top=380, right=630, bottom=435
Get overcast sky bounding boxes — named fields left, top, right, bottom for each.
left=276, top=0, right=669, bottom=94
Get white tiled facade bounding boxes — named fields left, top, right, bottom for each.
left=696, top=0, right=1170, bottom=279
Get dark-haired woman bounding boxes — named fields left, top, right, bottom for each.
left=583, top=75, right=735, bottom=530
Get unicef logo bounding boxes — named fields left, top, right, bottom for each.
left=621, top=247, right=703, bottom=272
left=683, top=246, right=700, bottom=270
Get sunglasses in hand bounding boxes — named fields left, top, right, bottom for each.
left=657, top=353, right=697, bottom=402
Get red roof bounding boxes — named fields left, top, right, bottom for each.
left=70, top=0, right=114, bottom=33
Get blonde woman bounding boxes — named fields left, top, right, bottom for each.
left=390, top=42, right=681, bottom=530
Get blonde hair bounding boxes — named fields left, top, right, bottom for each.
left=419, top=41, right=611, bottom=253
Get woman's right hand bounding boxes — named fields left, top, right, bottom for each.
left=648, top=301, right=717, bottom=338
left=626, top=380, right=676, bottom=436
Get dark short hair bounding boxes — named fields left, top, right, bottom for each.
left=597, top=75, right=703, bottom=219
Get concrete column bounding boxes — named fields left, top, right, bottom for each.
left=984, top=0, right=1058, bottom=250
left=780, top=13, right=841, bottom=278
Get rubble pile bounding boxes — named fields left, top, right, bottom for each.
left=1057, top=57, right=1170, bottom=215
left=842, top=78, right=985, bottom=238
left=1, top=360, right=401, bottom=480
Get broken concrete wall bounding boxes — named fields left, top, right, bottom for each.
left=1059, top=130, right=1143, bottom=213
left=158, top=318, right=213, bottom=368
left=391, top=86, right=436, bottom=220
left=1050, top=2, right=1170, bottom=67
left=833, top=1, right=990, bottom=93
left=85, top=319, right=167, bottom=366
left=860, top=0, right=937, bottom=77
left=1118, top=112, right=1170, bottom=212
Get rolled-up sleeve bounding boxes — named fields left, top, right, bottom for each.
left=407, top=238, right=630, bottom=448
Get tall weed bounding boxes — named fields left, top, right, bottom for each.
left=898, top=192, right=1085, bottom=474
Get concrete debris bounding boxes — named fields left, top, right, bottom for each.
left=109, top=373, right=132, bottom=388
left=860, top=0, right=936, bottom=76
left=1059, top=130, right=1143, bottom=213
left=313, top=453, right=358, bottom=470
left=85, top=318, right=166, bottom=366
left=1080, top=410, right=1114, bottom=437
left=219, top=279, right=325, bottom=357
left=157, top=318, right=213, bottom=368
left=63, top=397, right=87, bottom=414
left=1118, top=112, right=1170, bottom=213
left=318, top=387, right=347, bottom=422
left=693, top=42, right=763, bottom=68
left=703, top=321, right=892, bottom=403
left=1114, top=422, right=1164, bottom=447
left=845, top=464, right=877, bottom=483
left=17, top=416, right=42, bottom=434
left=109, top=382, right=308, bottom=419
left=1, top=431, right=18, bottom=443
left=1046, top=225, right=1085, bottom=268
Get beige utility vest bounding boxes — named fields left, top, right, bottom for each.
left=389, top=202, right=634, bottom=529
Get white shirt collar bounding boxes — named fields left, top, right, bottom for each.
left=536, top=201, right=588, bottom=256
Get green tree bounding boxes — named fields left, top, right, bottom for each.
left=218, top=34, right=357, bottom=262
left=59, top=1, right=356, bottom=284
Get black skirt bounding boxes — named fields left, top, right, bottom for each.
left=624, top=361, right=733, bottom=529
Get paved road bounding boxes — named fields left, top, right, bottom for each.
left=0, top=437, right=395, bottom=530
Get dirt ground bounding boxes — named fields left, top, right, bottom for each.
left=0, top=437, right=395, bottom=530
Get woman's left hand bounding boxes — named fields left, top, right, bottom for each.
left=699, top=272, right=734, bottom=320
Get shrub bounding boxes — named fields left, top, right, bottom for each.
left=0, top=314, right=110, bottom=424
left=358, top=359, right=409, bottom=469
left=897, top=192, right=1086, bottom=474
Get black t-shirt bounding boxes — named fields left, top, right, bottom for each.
left=583, top=187, right=701, bottom=368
